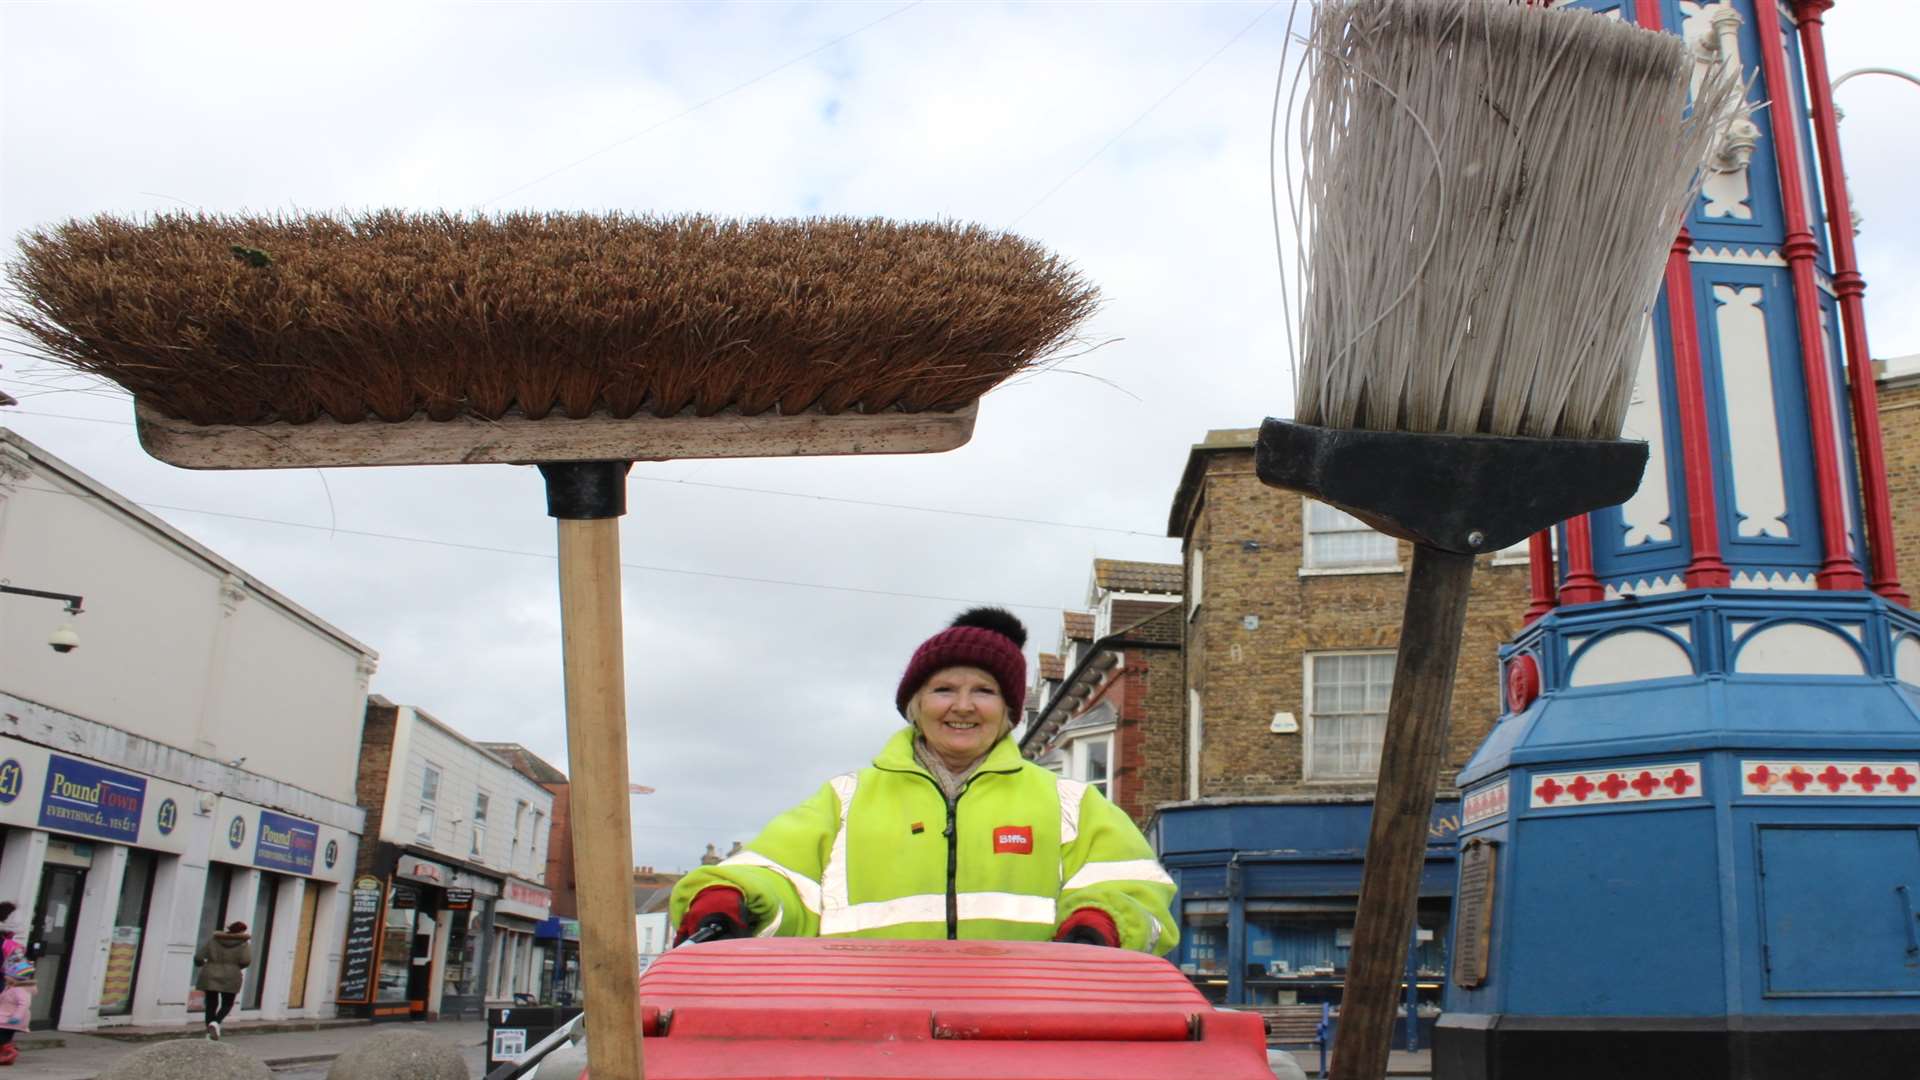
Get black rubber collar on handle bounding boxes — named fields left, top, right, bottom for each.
left=537, top=461, right=634, bottom=520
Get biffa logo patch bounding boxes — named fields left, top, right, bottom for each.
left=993, top=826, right=1033, bottom=854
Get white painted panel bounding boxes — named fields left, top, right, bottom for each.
left=1621, top=320, right=1673, bottom=546
left=1567, top=630, right=1695, bottom=688
left=1715, top=285, right=1790, bottom=538
left=1683, top=1, right=1754, bottom=220
left=1894, top=636, right=1920, bottom=687
left=1734, top=623, right=1866, bottom=676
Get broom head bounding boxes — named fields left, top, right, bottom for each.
left=3, top=212, right=1098, bottom=467
left=1290, top=0, right=1745, bottom=443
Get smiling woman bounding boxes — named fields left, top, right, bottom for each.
left=668, top=607, right=1179, bottom=954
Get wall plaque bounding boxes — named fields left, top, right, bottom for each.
left=1452, top=838, right=1497, bottom=989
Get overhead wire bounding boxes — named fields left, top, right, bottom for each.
left=13, top=482, right=1075, bottom=614
left=0, top=408, right=1164, bottom=537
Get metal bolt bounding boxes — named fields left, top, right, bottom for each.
left=1467, top=530, right=1487, bottom=549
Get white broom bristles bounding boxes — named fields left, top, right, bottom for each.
left=1289, top=0, right=1745, bottom=440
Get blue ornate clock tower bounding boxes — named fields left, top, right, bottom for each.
left=1436, top=2, right=1920, bottom=1078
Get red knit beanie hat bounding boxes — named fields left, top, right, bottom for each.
left=895, top=607, right=1029, bottom=718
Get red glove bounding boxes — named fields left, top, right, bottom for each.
left=1054, top=908, right=1119, bottom=948
left=679, top=886, right=749, bottom=942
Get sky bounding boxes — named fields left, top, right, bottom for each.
left=3, top=0, right=1917, bottom=873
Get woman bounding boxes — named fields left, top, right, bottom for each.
left=192, top=921, right=250, bottom=1039
left=671, top=608, right=1178, bottom=954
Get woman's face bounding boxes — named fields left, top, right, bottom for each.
left=912, top=665, right=1007, bottom=769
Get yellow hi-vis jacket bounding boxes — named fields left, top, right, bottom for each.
left=669, top=727, right=1179, bottom=954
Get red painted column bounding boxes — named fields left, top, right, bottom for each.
left=1754, top=4, right=1866, bottom=591
left=1792, top=0, right=1909, bottom=605
left=1666, top=231, right=1735, bottom=589
left=1524, top=531, right=1557, bottom=624
left=1558, top=516, right=1605, bottom=605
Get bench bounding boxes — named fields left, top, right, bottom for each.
left=1248, top=1004, right=1325, bottom=1047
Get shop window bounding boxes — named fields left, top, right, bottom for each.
left=1181, top=902, right=1227, bottom=977
left=1305, top=651, right=1395, bottom=780
left=243, top=873, right=281, bottom=1011
left=196, top=864, right=234, bottom=955
left=377, top=884, right=415, bottom=1004
left=99, top=850, right=157, bottom=1016
left=1304, top=501, right=1398, bottom=570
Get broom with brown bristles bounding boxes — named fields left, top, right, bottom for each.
left=4, top=211, right=1097, bottom=1080
left=1263, top=3, right=1746, bottom=1078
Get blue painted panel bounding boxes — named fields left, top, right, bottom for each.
left=1757, top=826, right=1920, bottom=996
left=1504, top=807, right=1727, bottom=1015
left=1154, top=801, right=1460, bottom=859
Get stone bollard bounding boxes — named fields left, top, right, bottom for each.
left=94, top=1039, right=274, bottom=1080
left=324, top=1027, right=468, bottom=1080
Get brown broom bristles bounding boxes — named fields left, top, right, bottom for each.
left=3, top=212, right=1099, bottom=426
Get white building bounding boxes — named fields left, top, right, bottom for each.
left=351, top=698, right=555, bottom=1020
left=0, top=428, right=374, bottom=1031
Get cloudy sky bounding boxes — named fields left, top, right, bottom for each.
left=4, top=1, right=1917, bottom=872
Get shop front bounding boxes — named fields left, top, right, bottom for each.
left=533, top=916, right=580, bottom=1006
left=202, top=797, right=355, bottom=1024
left=342, top=849, right=502, bottom=1020
left=489, top=878, right=552, bottom=1006
left=0, top=744, right=356, bottom=1031
left=1152, top=797, right=1461, bottom=1050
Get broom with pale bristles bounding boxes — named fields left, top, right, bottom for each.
left=4, top=211, right=1097, bottom=1080
left=1261, top=3, right=1745, bottom=1078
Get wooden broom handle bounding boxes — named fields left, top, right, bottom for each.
left=556, top=516, right=645, bottom=1080
left=1331, top=544, right=1475, bottom=1080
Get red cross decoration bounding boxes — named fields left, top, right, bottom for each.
left=1786, top=767, right=1814, bottom=792
left=1818, top=765, right=1849, bottom=792
left=1534, top=777, right=1565, bottom=804
left=1598, top=773, right=1628, bottom=799
left=1746, top=764, right=1775, bottom=791
left=1891, top=767, right=1917, bottom=794
left=1568, top=775, right=1596, bottom=801
left=1852, top=766, right=1883, bottom=792
left=1664, top=769, right=1696, bottom=795
left=1630, top=771, right=1661, bottom=797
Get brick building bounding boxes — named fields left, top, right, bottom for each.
left=1138, top=428, right=1533, bottom=1030
left=1019, top=560, right=1185, bottom=825
left=1877, top=355, right=1920, bottom=580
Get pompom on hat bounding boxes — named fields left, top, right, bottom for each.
left=895, top=607, right=1029, bottom=719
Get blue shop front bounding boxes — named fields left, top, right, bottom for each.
left=1152, top=797, right=1460, bottom=1047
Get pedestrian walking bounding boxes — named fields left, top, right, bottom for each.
left=672, top=607, right=1179, bottom=952
left=0, top=956, right=34, bottom=1066
left=192, top=921, right=251, bottom=1039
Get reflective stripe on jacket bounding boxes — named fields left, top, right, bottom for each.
left=669, top=727, right=1179, bottom=954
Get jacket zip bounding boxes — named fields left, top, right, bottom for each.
left=943, top=794, right=959, bottom=940
left=882, top=760, right=1006, bottom=941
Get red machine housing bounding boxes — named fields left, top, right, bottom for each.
left=589, top=938, right=1272, bottom=1079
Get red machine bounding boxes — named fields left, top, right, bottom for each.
left=590, top=938, right=1272, bottom=1079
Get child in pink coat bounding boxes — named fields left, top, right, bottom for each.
left=0, top=956, right=32, bottom=1066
